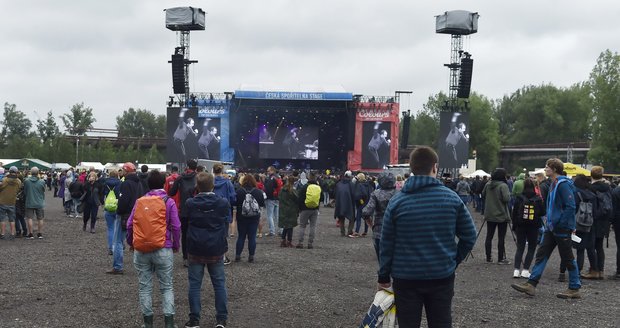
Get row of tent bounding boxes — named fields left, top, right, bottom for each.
left=0, top=158, right=166, bottom=173
left=463, top=163, right=591, bottom=179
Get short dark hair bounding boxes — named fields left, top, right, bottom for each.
left=147, top=170, right=165, bottom=190
left=410, top=146, right=438, bottom=175
left=187, top=159, right=198, bottom=170
left=171, top=165, right=179, bottom=173
left=141, top=165, right=149, bottom=173
left=196, top=172, right=214, bottom=192
left=545, top=158, right=564, bottom=175
left=574, top=174, right=590, bottom=190
left=523, top=178, right=535, bottom=194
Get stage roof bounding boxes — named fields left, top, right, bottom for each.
left=235, top=84, right=352, bottom=101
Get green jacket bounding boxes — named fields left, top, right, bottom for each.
left=24, top=176, right=46, bottom=209
left=482, top=180, right=510, bottom=223
left=511, top=173, right=526, bottom=197
left=278, top=187, right=299, bottom=229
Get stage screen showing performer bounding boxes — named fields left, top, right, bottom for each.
left=362, top=121, right=391, bottom=169
left=197, top=118, right=221, bottom=160
left=259, top=124, right=318, bottom=160
left=438, top=111, right=470, bottom=169
left=172, top=108, right=199, bottom=163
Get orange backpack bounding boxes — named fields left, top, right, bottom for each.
left=133, top=196, right=169, bottom=253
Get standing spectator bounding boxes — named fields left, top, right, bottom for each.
left=352, top=173, right=374, bottom=237
left=320, top=175, right=332, bottom=206
left=24, top=167, right=46, bottom=239
left=184, top=173, right=229, bottom=328
left=278, top=176, right=299, bottom=248
left=512, top=158, right=581, bottom=299
left=82, top=172, right=102, bottom=233
left=234, top=174, right=265, bottom=262
left=263, top=166, right=282, bottom=236
left=213, top=163, right=236, bottom=265
left=482, top=168, right=512, bottom=264
left=471, top=176, right=482, bottom=211
left=57, top=171, right=66, bottom=210
left=0, top=166, right=22, bottom=239
left=334, top=171, right=355, bottom=237
left=611, top=180, right=620, bottom=280
left=477, top=176, right=489, bottom=214
left=511, top=179, right=545, bottom=279
left=361, top=172, right=397, bottom=263
left=581, top=166, right=612, bottom=280
left=169, top=159, right=198, bottom=267
left=127, top=170, right=181, bottom=328
left=378, top=147, right=477, bottom=327
left=455, top=175, right=471, bottom=205
left=103, top=170, right=122, bottom=255
left=138, top=165, right=149, bottom=193
left=164, top=166, right=181, bottom=212
left=68, top=174, right=84, bottom=219
left=13, top=169, right=28, bottom=237
left=109, top=162, right=145, bottom=275
left=394, top=175, right=404, bottom=191
left=296, top=172, right=322, bottom=249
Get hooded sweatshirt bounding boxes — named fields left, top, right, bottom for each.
left=24, top=175, right=46, bottom=209
left=482, top=180, right=511, bottom=223
left=378, top=175, right=477, bottom=282
left=0, top=173, right=22, bottom=205
left=545, top=176, right=576, bottom=235
left=214, top=175, right=236, bottom=221
left=361, top=173, right=397, bottom=240
left=512, top=173, right=526, bottom=197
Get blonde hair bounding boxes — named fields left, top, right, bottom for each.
left=356, top=173, right=366, bottom=182
left=591, top=166, right=604, bottom=180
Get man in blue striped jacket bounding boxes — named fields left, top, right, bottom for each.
left=378, top=146, right=477, bottom=328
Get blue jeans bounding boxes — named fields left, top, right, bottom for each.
left=236, top=218, right=259, bottom=257
left=113, top=216, right=126, bottom=271
left=71, top=197, right=80, bottom=216
left=188, top=260, right=228, bottom=322
left=105, top=211, right=116, bottom=251
left=354, top=203, right=368, bottom=234
left=133, top=248, right=175, bottom=316
left=265, top=200, right=279, bottom=235
left=323, top=191, right=330, bottom=206
left=15, top=212, right=27, bottom=235
left=459, top=195, right=468, bottom=205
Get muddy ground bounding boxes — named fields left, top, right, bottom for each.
left=1, top=190, right=620, bottom=327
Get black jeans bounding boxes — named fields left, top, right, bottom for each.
left=393, top=274, right=454, bottom=328
left=281, top=228, right=293, bottom=242
left=514, top=225, right=538, bottom=270
left=615, top=225, right=620, bottom=274
left=181, top=216, right=189, bottom=260
left=485, top=222, right=508, bottom=261
left=586, top=237, right=605, bottom=271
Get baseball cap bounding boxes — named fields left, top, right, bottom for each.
left=9, top=166, right=18, bottom=173
left=122, top=162, right=136, bottom=173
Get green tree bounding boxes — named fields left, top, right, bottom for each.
left=116, top=108, right=166, bottom=138
left=36, top=110, right=60, bottom=143
left=588, top=49, right=620, bottom=170
left=409, top=112, right=439, bottom=147
left=468, top=93, right=500, bottom=171
left=1, top=103, right=32, bottom=141
left=61, top=103, right=96, bottom=135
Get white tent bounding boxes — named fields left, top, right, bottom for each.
left=76, top=162, right=105, bottom=171
left=466, top=169, right=491, bottom=178
left=51, top=163, right=72, bottom=171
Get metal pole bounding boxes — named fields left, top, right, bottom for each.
left=76, top=136, right=79, bottom=166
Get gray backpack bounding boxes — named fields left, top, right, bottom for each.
left=241, top=189, right=260, bottom=217
left=575, top=192, right=593, bottom=232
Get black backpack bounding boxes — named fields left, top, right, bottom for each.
left=593, top=190, right=613, bottom=221
left=516, top=195, right=538, bottom=225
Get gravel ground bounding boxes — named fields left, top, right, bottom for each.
left=1, top=190, right=620, bottom=327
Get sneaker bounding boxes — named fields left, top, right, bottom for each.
left=215, top=319, right=227, bottom=328
left=108, top=250, right=113, bottom=256
left=513, top=269, right=521, bottom=278
left=486, top=258, right=493, bottom=263
left=223, top=256, right=231, bottom=266
left=581, top=270, right=600, bottom=280
left=234, top=256, right=241, bottom=262
left=520, top=270, right=531, bottom=279
left=257, top=233, right=263, bottom=238
left=361, top=232, right=367, bottom=237
left=511, top=282, right=536, bottom=296
left=556, top=288, right=581, bottom=299
left=348, top=234, right=358, bottom=238
left=7, top=234, right=15, bottom=241
left=184, top=319, right=199, bottom=328
left=248, top=256, right=254, bottom=263
left=26, top=233, right=34, bottom=239
left=22, top=232, right=28, bottom=238
left=14, top=232, right=22, bottom=239
left=608, top=273, right=620, bottom=280
left=498, top=259, right=511, bottom=265
left=286, top=241, right=294, bottom=248
left=296, top=244, right=304, bottom=249
left=280, top=240, right=287, bottom=247
left=183, top=259, right=188, bottom=267
left=106, top=269, right=124, bottom=275
left=558, top=272, right=566, bottom=282
left=37, top=233, right=43, bottom=239
left=307, top=244, right=314, bottom=249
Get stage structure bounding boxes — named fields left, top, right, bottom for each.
left=165, top=7, right=205, bottom=103
left=436, top=10, right=479, bottom=172
left=348, top=98, right=400, bottom=172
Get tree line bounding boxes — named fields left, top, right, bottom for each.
left=2, top=50, right=619, bottom=171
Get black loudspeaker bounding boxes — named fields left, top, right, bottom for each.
left=171, top=54, right=185, bottom=94
left=457, top=57, right=473, bottom=98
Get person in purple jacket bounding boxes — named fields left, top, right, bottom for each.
left=127, top=170, right=181, bottom=328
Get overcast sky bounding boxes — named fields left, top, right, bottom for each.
left=1, top=1, right=618, bottom=131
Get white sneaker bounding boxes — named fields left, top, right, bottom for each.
left=521, top=270, right=531, bottom=279
left=513, top=269, right=520, bottom=278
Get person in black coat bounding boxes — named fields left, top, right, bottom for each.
left=334, top=171, right=355, bottom=237
left=234, top=174, right=265, bottom=262
left=169, top=159, right=198, bottom=264
left=511, top=179, right=545, bottom=279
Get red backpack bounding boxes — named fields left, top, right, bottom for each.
left=273, top=177, right=283, bottom=198
left=133, top=196, right=169, bottom=252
